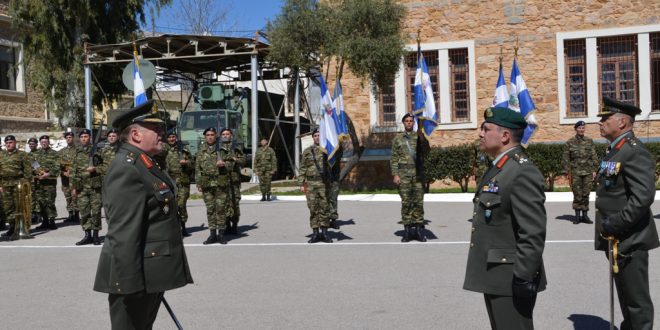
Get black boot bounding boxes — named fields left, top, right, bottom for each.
left=2, top=224, right=14, bottom=238
left=329, top=219, right=340, bottom=230
left=581, top=210, right=593, bottom=224
left=260, top=194, right=266, bottom=202
left=32, top=212, right=40, bottom=224
left=47, top=218, right=58, bottom=230
left=573, top=210, right=580, bottom=224
left=415, top=224, right=427, bottom=242
left=64, top=211, right=74, bottom=223
left=36, top=215, right=49, bottom=229
left=203, top=229, right=218, bottom=245
left=92, top=230, right=101, bottom=245
left=401, top=225, right=411, bottom=242
left=181, top=222, right=191, bottom=237
left=230, top=216, right=239, bottom=235
left=308, top=228, right=321, bottom=243
left=217, top=229, right=227, bottom=245
left=321, top=227, right=333, bottom=243
left=74, top=212, right=80, bottom=224
left=266, top=193, right=271, bottom=201
left=75, top=230, right=93, bottom=245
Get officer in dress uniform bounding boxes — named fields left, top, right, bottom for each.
left=93, top=100, right=193, bottom=330
left=595, top=97, right=658, bottom=330
left=463, top=107, right=547, bottom=330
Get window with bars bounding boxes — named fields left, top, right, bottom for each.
left=651, top=32, right=660, bottom=112
left=0, top=45, right=17, bottom=91
left=564, top=40, right=587, bottom=117
left=449, top=48, right=470, bottom=122
left=404, top=50, right=439, bottom=116
left=378, top=78, right=397, bottom=126
left=598, top=35, right=638, bottom=105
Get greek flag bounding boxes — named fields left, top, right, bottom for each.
left=509, top=59, right=537, bottom=144
left=413, top=49, right=438, bottom=137
left=492, top=63, right=509, bottom=108
left=332, top=79, right=348, bottom=138
left=133, top=50, right=147, bottom=107
left=317, top=75, right=339, bottom=165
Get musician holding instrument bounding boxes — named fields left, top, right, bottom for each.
left=0, top=135, right=32, bottom=238
left=595, top=97, right=658, bottom=330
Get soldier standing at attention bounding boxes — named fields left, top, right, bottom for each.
left=463, top=107, right=547, bottom=330
left=254, top=136, right=277, bottom=202
left=390, top=113, right=430, bottom=242
left=93, top=100, right=193, bottom=330
left=326, top=146, right=342, bottom=230
left=595, top=97, right=658, bottom=330
left=59, top=131, right=79, bottom=223
left=0, top=135, right=32, bottom=238
left=27, top=137, right=40, bottom=225
left=97, top=128, right=120, bottom=178
left=562, top=120, right=598, bottom=224
left=299, top=128, right=332, bottom=243
left=219, top=128, right=244, bottom=235
left=195, top=127, right=227, bottom=244
left=72, top=129, right=103, bottom=246
left=165, top=132, right=195, bottom=237
left=33, top=135, right=60, bottom=230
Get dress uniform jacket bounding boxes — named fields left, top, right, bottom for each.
left=94, top=143, right=193, bottom=295
left=464, top=146, right=547, bottom=296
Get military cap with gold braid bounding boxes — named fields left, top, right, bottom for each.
left=112, top=100, right=164, bottom=131
left=598, top=96, right=642, bottom=117
left=483, top=107, right=528, bottom=129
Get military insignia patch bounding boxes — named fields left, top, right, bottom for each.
left=482, top=181, right=499, bottom=193
left=486, top=108, right=493, bottom=118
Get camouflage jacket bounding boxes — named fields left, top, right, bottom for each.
left=390, top=131, right=428, bottom=179
left=562, top=135, right=598, bottom=176
left=58, top=144, right=78, bottom=186
left=0, top=149, right=32, bottom=186
left=195, top=143, right=223, bottom=188
left=96, top=143, right=120, bottom=176
left=165, top=143, right=195, bottom=185
left=33, top=148, right=61, bottom=184
left=218, top=142, right=244, bottom=184
left=254, top=146, right=277, bottom=174
left=72, top=144, right=102, bottom=190
left=298, top=144, right=328, bottom=185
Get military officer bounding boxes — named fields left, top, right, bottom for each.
left=59, top=131, right=79, bottom=223
left=595, top=97, right=658, bottom=330
left=463, top=107, right=547, bottom=330
left=562, top=120, right=598, bottom=224
left=0, top=135, right=33, bottom=238
left=27, top=137, right=40, bottom=224
left=72, top=129, right=103, bottom=245
left=33, top=135, right=60, bottom=230
left=195, top=127, right=227, bottom=244
left=254, top=136, right=277, bottom=202
left=298, top=129, right=332, bottom=243
left=93, top=100, right=193, bottom=330
left=218, top=128, right=244, bottom=235
left=390, top=113, right=430, bottom=242
left=97, top=128, right=120, bottom=177
left=165, top=131, right=195, bottom=237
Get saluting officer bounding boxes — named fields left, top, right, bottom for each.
left=93, top=100, right=193, bottom=330
left=562, top=120, right=598, bottom=224
left=34, top=135, right=60, bottom=230
left=299, top=128, right=332, bottom=243
left=463, top=107, right=547, bottom=330
left=195, top=127, right=227, bottom=244
left=254, top=136, right=277, bottom=202
left=165, top=131, right=195, bottom=237
left=595, top=97, right=658, bottom=330
left=0, top=135, right=32, bottom=238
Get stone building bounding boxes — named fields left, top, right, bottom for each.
left=331, top=0, right=660, bottom=189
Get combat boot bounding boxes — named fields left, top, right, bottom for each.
left=36, top=216, right=49, bottom=229
left=47, top=218, right=58, bottom=230
left=92, top=230, right=101, bottom=245
left=266, top=193, right=271, bottom=201
left=217, top=229, right=227, bottom=245
left=228, top=216, right=239, bottom=235
left=415, top=224, right=427, bottom=242
left=320, top=227, right=333, bottom=243
left=64, top=211, right=74, bottom=223
left=572, top=210, right=580, bottom=224
left=74, top=211, right=80, bottom=224
left=2, top=224, right=14, bottom=238
left=203, top=229, right=218, bottom=245
left=308, top=228, right=321, bottom=243
left=31, top=212, right=40, bottom=225
left=75, top=230, right=93, bottom=245
left=329, top=219, right=340, bottom=230
left=581, top=210, right=593, bottom=224
left=401, top=225, right=411, bottom=243
left=261, top=194, right=266, bottom=202
left=181, top=222, right=191, bottom=237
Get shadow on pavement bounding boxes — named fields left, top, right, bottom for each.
left=556, top=214, right=577, bottom=223
left=567, top=314, right=617, bottom=330
left=393, top=226, right=438, bottom=240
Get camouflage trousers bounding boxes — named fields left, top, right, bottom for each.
left=226, top=184, right=241, bottom=219
left=31, top=182, right=39, bottom=213
left=398, top=176, right=424, bottom=225
left=327, top=180, right=340, bottom=220
left=1, top=185, right=20, bottom=226
left=571, top=174, right=592, bottom=211
left=176, top=183, right=190, bottom=223
left=202, top=186, right=227, bottom=230
left=305, top=181, right=329, bottom=229
left=35, top=182, right=58, bottom=219
left=258, top=172, right=272, bottom=195
left=78, top=187, right=102, bottom=231
left=61, top=184, right=78, bottom=212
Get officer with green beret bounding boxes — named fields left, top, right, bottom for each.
left=463, top=107, right=547, bottom=330
left=562, top=120, right=598, bottom=224
left=93, top=100, right=193, bottom=330
left=0, top=135, right=32, bottom=238
left=595, top=97, right=658, bottom=330
left=33, top=135, right=60, bottom=230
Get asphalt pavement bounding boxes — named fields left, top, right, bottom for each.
left=0, top=190, right=658, bottom=330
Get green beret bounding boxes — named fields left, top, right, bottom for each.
left=112, top=100, right=164, bottom=131
left=483, top=107, right=527, bottom=129
left=598, top=96, right=642, bottom=117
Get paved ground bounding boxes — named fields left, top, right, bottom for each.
left=0, top=189, right=658, bottom=330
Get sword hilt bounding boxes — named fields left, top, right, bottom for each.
left=604, top=235, right=619, bottom=274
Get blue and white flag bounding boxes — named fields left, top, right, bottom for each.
left=133, top=50, right=147, bottom=107
left=413, top=50, right=438, bottom=137
left=332, top=79, right=348, bottom=138
left=492, top=63, right=509, bottom=108
left=509, top=59, right=537, bottom=144
left=317, top=75, right=339, bottom=165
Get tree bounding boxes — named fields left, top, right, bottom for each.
left=9, top=0, right=171, bottom=126
left=172, top=0, right=237, bottom=35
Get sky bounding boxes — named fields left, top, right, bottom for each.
left=144, top=0, right=285, bottom=38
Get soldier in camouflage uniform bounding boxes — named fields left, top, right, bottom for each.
left=299, top=129, right=332, bottom=243
left=326, top=146, right=342, bottom=230
left=390, top=113, right=430, bottom=242
left=562, top=120, right=598, bottom=224
left=33, top=135, right=60, bottom=230
left=59, top=131, right=79, bottom=223
left=165, top=132, right=195, bottom=237
left=0, top=135, right=33, bottom=238
left=27, top=137, right=41, bottom=225
left=96, top=129, right=120, bottom=178
left=196, top=127, right=227, bottom=244
left=218, top=128, right=244, bottom=235
left=472, top=138, right=490, bottom=182
left=254, top=137, right=277, bottom=202
left=72, top=129, right=103, bottom=245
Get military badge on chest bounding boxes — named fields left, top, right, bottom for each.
left=154, top=182, right=172, bottom=215
left=481, top=181, right=499, bottom=222
left=598, top=160, right=621, bottom=188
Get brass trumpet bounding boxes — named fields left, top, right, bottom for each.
left=11, top=180, right=33, bottom=240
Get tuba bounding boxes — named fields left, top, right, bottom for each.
left=11, top=180, right=33, bottom=240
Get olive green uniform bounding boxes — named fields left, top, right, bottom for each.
left=562, top=134, right=598, bottom=211
left=72, top=144, right=103, bottom=231
left=254, top=145, right=277, bottom=196
left=464, top=146, right=547, bottom=330
left=219, top=141, right=244, bottom=229
left=298, top=144, right=330, bottom=229
left=58, top=144, right=79, bottom=214
left=96, top=143, right=119, bottom=177
left=0, top=149, right=32, bottom=230
left=390, top=131, right=427, bottom=225
left=28, top=150, right=40, bottom=215
left=195, top=142, right=227, bottom=231
left=165, top=143, right=195, bottom=224
left=33, top=148, right=61, bottom=220
left=595, top=131, right=658, bottom=330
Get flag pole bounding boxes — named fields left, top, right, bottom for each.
left=499, top=46, right=503, bottom=66
left=514, top=37, right=519, bottom=59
